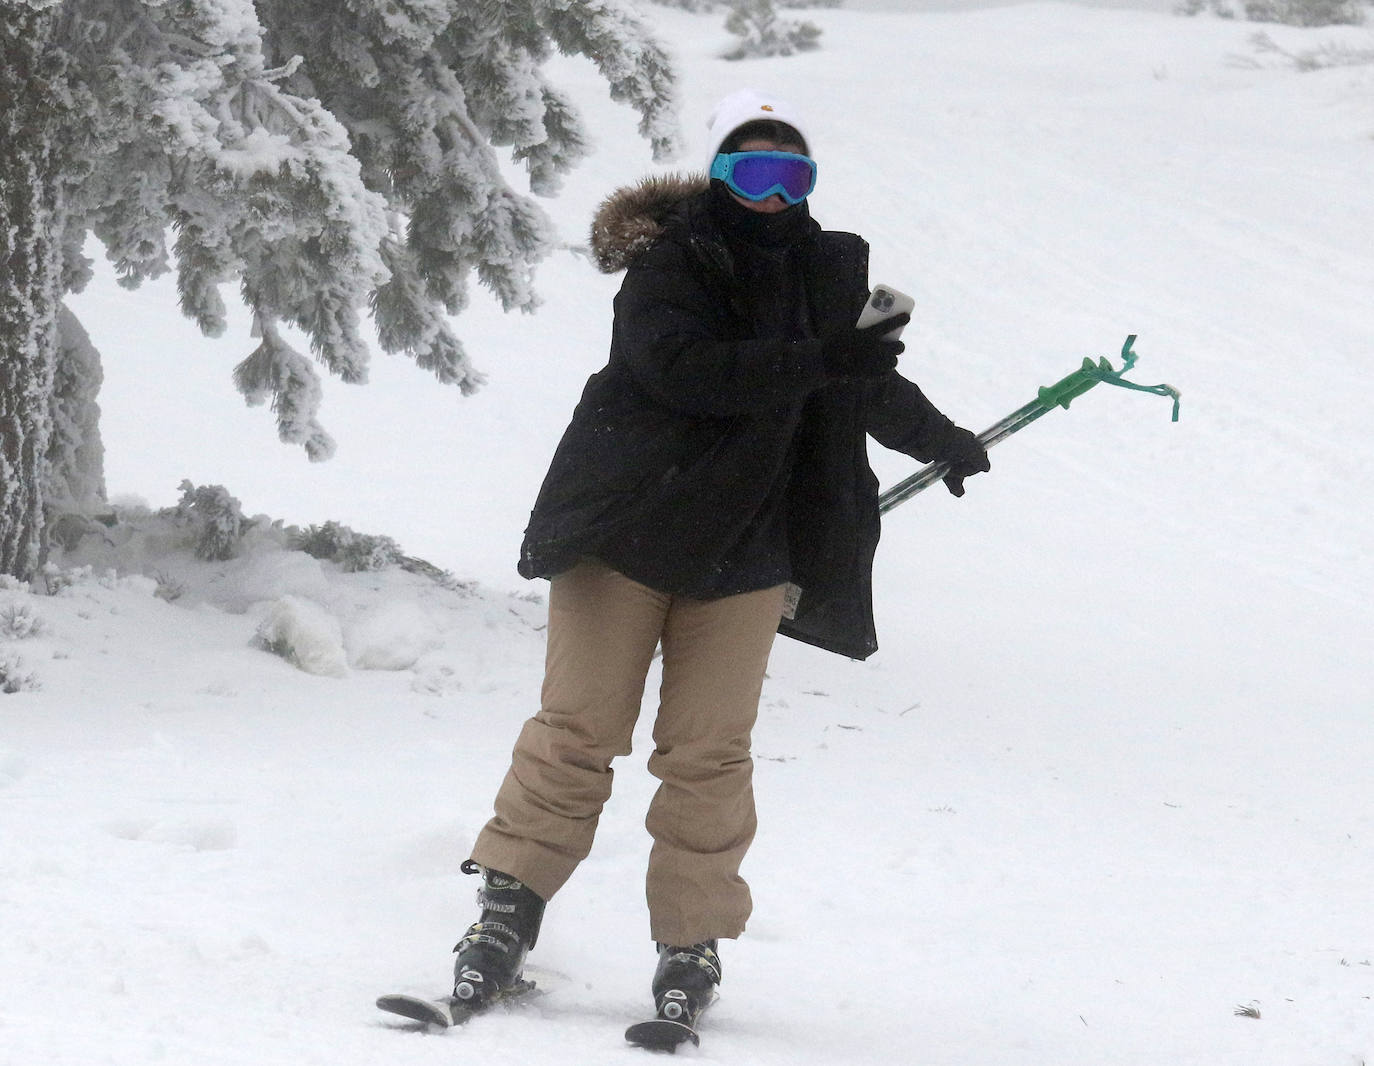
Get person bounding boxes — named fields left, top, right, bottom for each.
left=447, top=88, right=990, bottom=1023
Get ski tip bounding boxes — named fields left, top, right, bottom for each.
left=375, top=993, right=455, bottom=1028
left=377, top=980, right=541, bottom=1030
left=625, top=1018, right=700, bottom=1051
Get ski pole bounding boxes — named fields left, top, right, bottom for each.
left=878, top=335, right=1180, bottom=515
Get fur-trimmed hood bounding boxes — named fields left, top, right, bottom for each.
left=589, top=173, right=708, bottom=274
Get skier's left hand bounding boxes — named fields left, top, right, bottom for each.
left=935, top=426, right=990, bottom=497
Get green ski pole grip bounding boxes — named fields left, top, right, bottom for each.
left=1036, top=359, right=1101, bottom=410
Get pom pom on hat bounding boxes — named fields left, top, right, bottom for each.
left=705, top=89, right=812, bottom=169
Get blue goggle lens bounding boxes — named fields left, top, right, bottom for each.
left=710, top=151, right=817, bottom=204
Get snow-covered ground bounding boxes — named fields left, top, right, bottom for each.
left=7, top=3, right=1373, bottom=1064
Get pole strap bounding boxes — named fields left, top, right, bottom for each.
left=1038, top=335, right=1180, bottom=421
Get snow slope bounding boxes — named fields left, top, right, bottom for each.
left=8, top=4, right=1373, bottom=1065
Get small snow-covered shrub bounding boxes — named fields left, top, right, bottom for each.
left=1237, top=28, right=1374, bottom=66
left=44, top=511, right=114, bottom=553
left=724, top=0, right=822, bottom=59
left=396, top=555, right=473, bottom=593
left=38, top=563, right=91, bottom=596
left=1177, top=0, right=1365, bottom=23
left=663, top=0, right=841, bottom=13
left=0, top=603, right=47, bottom=640
left=293, top=521, right=402, bottom=573
left=153, top=571, right=187, bottom=603
left=166, top=481, right=248, bottom=561
left=0, top=652, right=40, bottom=694
left=108, top=495, right=151, bottom=518
left=1244, top=0, right=1365, bottom=24
left=1177, top=0, right=1238, bottom=16
left=254, top=596, right=348, bottom=677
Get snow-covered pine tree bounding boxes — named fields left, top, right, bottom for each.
left=0, top=0, right=681, bottom=583
left=1, top=2, right=64, bottom=582
left=47, top=306, right=107, bottom=517
left=253, top=0, right=679, bottom=396
left=58, top=0, right=393, bottom=464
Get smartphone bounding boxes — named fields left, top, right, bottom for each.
left=854, top=285, right=915, bottom=339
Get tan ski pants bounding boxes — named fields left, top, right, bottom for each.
left=470, top=558, right=786, bottom=945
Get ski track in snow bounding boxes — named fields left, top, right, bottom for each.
left=11, top=4, right=1374, bottom=1064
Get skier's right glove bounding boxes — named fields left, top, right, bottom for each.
left=819, top=313, right=909, bottom=380
left=931, top=425, right=990, bottom=498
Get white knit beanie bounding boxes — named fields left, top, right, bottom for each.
left=704, top=89, right=812, bottom=169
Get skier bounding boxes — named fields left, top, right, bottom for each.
left=449, top=88, right=989, bottom=1032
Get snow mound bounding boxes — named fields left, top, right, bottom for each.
left=255, top=595, right=349, bottom=677
left=39, top=503, right=545, bottom=689
left=103, top=816, right=239, bottom=852
left=344, top=600, right=443, bottom=670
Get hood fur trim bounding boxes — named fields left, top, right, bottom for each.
left=589, top=173, right=709, bottom=274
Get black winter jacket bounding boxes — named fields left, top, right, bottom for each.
left=517, top=176, right=961, bottom=659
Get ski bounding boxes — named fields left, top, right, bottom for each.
left=376, top=979, right=537, bottom=1029
left=624, top=989, right=716, bottom=1051
left=625, top=1017, right=700, bottom=1051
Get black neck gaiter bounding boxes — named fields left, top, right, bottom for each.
left=708, top=179, right=812, bottom=251
left=707, top=180, right=815, bottom=342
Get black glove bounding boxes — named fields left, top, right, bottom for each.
left=933, top=425, right=990, bottom=498
left=820, top=313, right=909, bottom=380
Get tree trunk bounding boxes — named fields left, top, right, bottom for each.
left=0, top=3, right=63, bottom=582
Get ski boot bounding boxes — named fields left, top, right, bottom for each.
left=451, top=860, right=546, bottom=1008
left=651, top=940, right=721, bottom=1026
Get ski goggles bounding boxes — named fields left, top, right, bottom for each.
left=709, top=150, right=817, bottom=205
